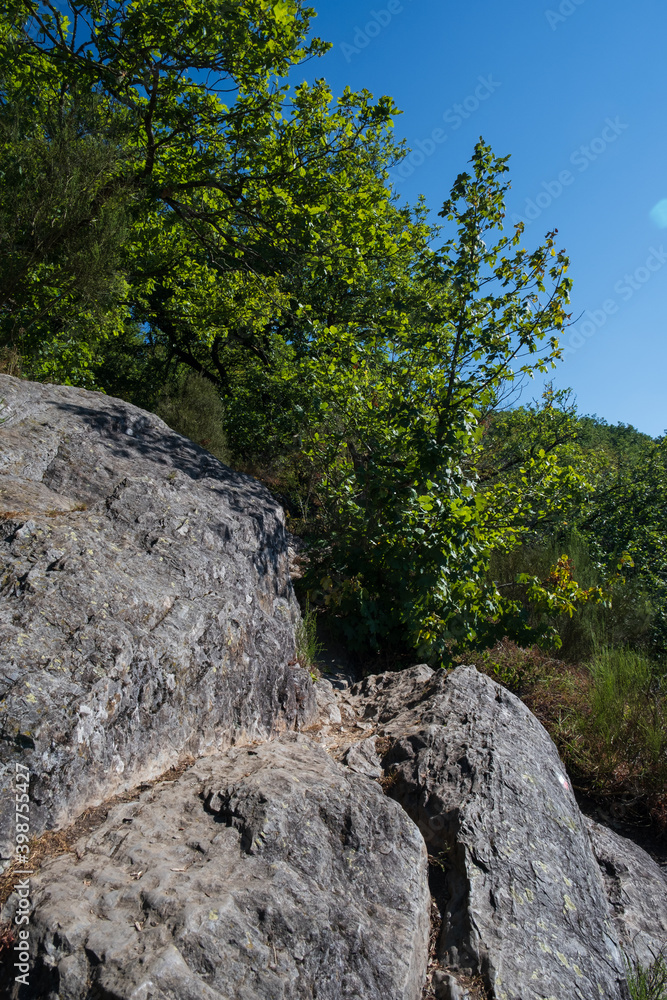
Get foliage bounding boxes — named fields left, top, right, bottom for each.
left=626, top=952, right=667, bottom=1000
left=0, top=91, right=133, bottom=382
left=516, top=553, right=607, bottom=623
left=573, top=647, right=667, bottom=791
left=466, top=640, right=555, bottom=697
left=154, top=371, right=229, bottom=462
left=2, top=0, right=423, bottom=402
left=483, top=402, right=666, bottom=664
left=296, top=143, right=573, bottom=661
left=295, top=599, right=323, bottom=675
left=578, top=437, right=667, bottom=659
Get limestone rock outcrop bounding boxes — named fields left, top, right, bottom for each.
left=3, top=376, right=664, bottom=1000
left=4, top=734, right=430, bottom=1000
left=0, top=375, right=316, bottom=863
left=346, top=665, right=632, bottom=1000
left=587, top=818, right=667, bottom=969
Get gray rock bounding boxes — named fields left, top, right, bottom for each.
left=349, top=663, right=435, bottom=729
left=432, top=971, right=466, bottom=1000
left=586, top=818, right=667, bottom=968
left=353, top=664, right=631, bottom=1000
left=344, top=737, right=383, bottom=779
left=0, top=376, right=316, bottom=862
left=314, top=677, right=342, bottom=725
left=2, top=734, right=430, bottom=1000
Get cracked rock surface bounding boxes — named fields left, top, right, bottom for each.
left=587, top=818, right=667, bottom=969
left=2, top=375, right=664, bottom=1000
left=346, top=665, right=632, bottom=1000
left=3, top=734, right=430, bottom=1000
left=0, top=376, right=315, bottom=861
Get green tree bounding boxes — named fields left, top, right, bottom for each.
left=0, top=93, right=133, bottom=383
left=297, top=142, right=576, bottom=661
left=578, top=436, right=667, bottom=658
left=1, top=0, right=421, bottom=394
left=3, top=3, right=600, bottom=665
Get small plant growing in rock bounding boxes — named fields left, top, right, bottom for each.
left=626, top=952, right=667, bottom=1000
left=296, top=600, right=322, bottom=673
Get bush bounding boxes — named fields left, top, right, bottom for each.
left=553, top=646, right=667, bottom=826
left=465, top=640, right=555, bottom=697
left=582, top=647, right=667, bottom=776
left=490, top=530, right=657, bottom=662
left=626, top=952, right=667, bottom=1000
left=155, top=373, right=230, bottom=463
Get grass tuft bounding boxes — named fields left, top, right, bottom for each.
left=295, top=600, right=323, bottom=675
left=626, top=952, right=667, bottom=1000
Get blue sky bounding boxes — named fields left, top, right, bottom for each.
left=297, top=0, right=667, bottom=436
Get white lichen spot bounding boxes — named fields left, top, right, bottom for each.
left=563, top=894, right=577, bottom=914
left=556, top=951, right=570, bottom=968
left=563, top=875, right=573, bottom=887
left=538, top=941, right=553, bottom=955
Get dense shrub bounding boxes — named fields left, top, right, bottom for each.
left=490, top=530, right=657, bottom=663
left=570, top=647, right=667, bottom=805
left=626, top=952, right=667, bottom=1000
left=155, top=373, right=230, bottom=463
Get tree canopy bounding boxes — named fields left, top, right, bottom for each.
left=8, top=0, right=659, bottom=665
left=1, top=0, right=418, bottom=388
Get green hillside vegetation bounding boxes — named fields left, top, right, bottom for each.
left=1, top=0, right=665, bottom=829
